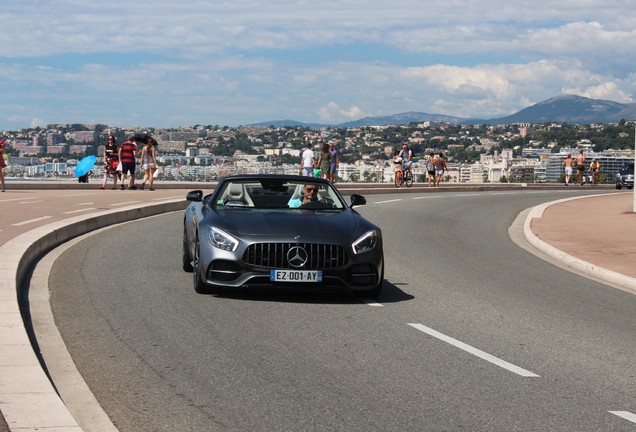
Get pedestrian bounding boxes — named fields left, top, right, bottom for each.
left=575, top=149, right=586, bottom=185
left=562, top=153, right=575, bottom=185
left=139, top=138, right=158, bottom=190
left=0, top=138, right=7, bottom=192
left=100, top=135, right=119, bottom=190
left=316, top=143, right=332, bottom=180
left=426, top=152, right=437, bottom=187
left=329, top=142, right=340, bottom=183
left=118, top=136, right=138, bottom=190
left=434, top=152, right=446, bottom=187
left=300, top=143, right=316, bottom=177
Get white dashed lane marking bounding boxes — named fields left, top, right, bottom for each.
left=64, top=208, right=98, bottom=214
left=12, top=216, right=53, bottom=226
left=609, top=411, right=636, bottom=425
left=408, top=323, right=540, bottom=378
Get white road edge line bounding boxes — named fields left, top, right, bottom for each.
left=407, top=323, right=540, bottom=378
left=609, top=411, right=636, bottom=424
left=12, top=216, right=53, bottom=226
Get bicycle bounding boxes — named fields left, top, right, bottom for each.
left=394, top=166, right=413, bottom=188
left=591, top=170, right=602, bottom=186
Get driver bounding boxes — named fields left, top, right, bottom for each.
left=288, top=184, right=330, bottom=208
left=300, top=184, right=319, bottom=206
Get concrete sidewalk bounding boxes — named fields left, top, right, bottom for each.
left=525, top=192, right=636, bottom=293
left=1, top=186, right=635, bottom=431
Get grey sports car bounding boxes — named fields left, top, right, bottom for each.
left=182, top=175, right=384, bottom=298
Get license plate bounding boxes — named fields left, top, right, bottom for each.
left=270, top=269, right=323, bottom=282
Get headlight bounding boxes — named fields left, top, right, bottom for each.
left=207, top=226, right=239, bottom=251
left=352, top=230, right=377, bottom=255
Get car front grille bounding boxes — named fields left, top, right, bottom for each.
left=243, top=243, right=348, bottom=269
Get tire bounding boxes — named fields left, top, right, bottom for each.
left=182, top=224, right=193, bottom=272
left=394, top=172, right=403, bottom=188
left=193, top=235, right=219, bottom=294
left=405, top=171, right=413, bottom=187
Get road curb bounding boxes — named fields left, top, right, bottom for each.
left=0, top=199, right=187, bottom=431
left=523, top=193, right=636, bottom=295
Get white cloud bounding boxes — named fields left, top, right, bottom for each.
left=1, top=0, right=636, bottom=129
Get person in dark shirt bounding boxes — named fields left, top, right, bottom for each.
left=118, top=136, right=138, bottom=190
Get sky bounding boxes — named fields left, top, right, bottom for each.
left=1, top=0, right=636, bottom=130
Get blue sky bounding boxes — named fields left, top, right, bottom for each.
left=1, top=0, right=635, bottom=130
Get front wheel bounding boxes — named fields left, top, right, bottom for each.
left=182, top=224, right=193, bottom=272
left=405, top=170, right=413, bottom=187
left=193, top=235, right=219, bottom=294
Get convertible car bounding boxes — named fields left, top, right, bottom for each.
left=182, top=175, right=384, bottom=298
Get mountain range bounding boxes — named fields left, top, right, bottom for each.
left=248, top=95, right=636, bottom=128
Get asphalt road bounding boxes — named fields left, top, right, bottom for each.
left=47, top=190, right=636, bottom=431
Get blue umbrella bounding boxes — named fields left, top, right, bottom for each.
left=74, top=155, right=97, bottom=178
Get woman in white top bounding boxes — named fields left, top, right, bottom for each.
left=139, top=138, right=158, bottom=190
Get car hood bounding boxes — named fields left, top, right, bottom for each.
left=211, top=208, right=367, bottom=240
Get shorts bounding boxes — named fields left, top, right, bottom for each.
left=303, top=167, right=313, bottom=176
left=142, top=163, right=156, bottom=170
left=565, top=167, right=573, bottom=175
left=577, top=165, right=585, bottom=172
left=428, top=170, right=435, bottom=176
left=121, top=162, right=136, bottom=176
left=435, top=169, right=444, bottom=176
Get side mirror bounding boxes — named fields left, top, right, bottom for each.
left=350, top=194, right=366, bottom=208
left=186, top=190, right=203, bottom=202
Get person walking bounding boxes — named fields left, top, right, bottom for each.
left=118, top=136, right=138, bottom=190
left=316, top=143, right=332, bottom=180
left=434, top=152, right=446, bottom=187
left=300, top=143, right=316, bottom=177
left=575, top=149, right=586, bottom=185
left=426, top=152, right=437, bottom=187
left=100, top=135, right=119, bottom=190
left=139, top=138, right=158, bottom=190
left=0, top=138, right=7, bottom=192
left=329, top=142, right=339, bottom=183
left=562, top=153, right=575, bottom=185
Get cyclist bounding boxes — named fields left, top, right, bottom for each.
left=398, top=143, right=413, bottom=175
left=589, top=159, right=601, bottom=185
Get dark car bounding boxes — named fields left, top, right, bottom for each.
left=615, top=162, right=634, bottom=189
left=182, top=175, right=384, bottom=298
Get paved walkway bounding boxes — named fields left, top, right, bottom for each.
left=527, top=192, right=636, bottom=292
left=1, top=185, right=635, bottom=431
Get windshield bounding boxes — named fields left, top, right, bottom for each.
left=213, top=179, right=345, bottom=210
